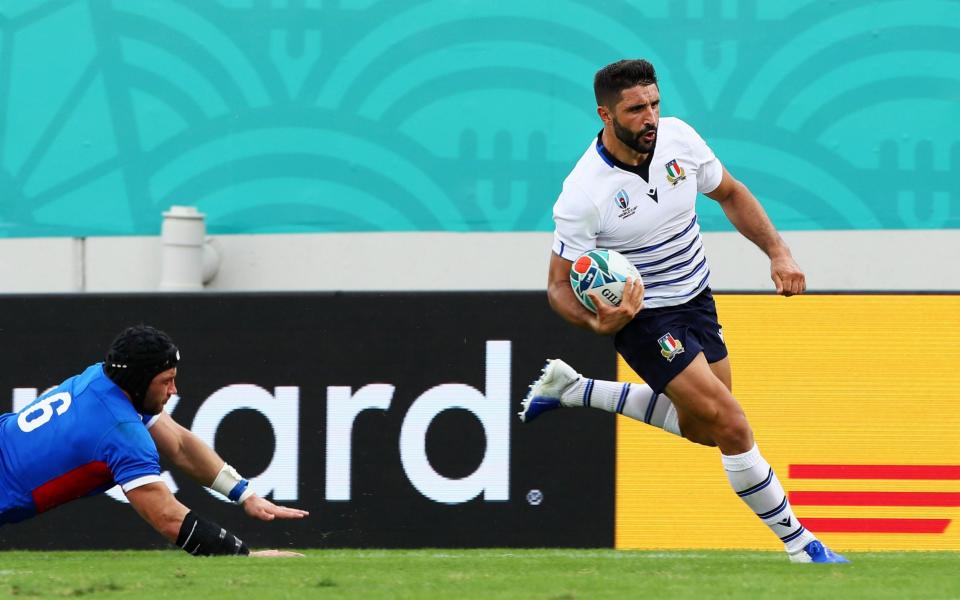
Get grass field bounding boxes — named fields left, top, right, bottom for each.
left=0, top=549, right=957, bottom=599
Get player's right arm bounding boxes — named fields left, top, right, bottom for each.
left=126, top=482, right=274, bottom=555
left=125, top=481, right=189, bottom=543
left=550, top=181, right=643, bottom=334
left=547, top=251, right=643, bottom=336
left=105, top=420, right=299, bottom=556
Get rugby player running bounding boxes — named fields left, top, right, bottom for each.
left=520, top=59, right=847, bottom=564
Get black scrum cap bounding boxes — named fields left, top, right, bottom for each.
left=104, top=325, right=179, bottom=405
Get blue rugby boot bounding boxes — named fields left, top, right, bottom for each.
left=789, top=540, right=850, bottom=564
left=519, top=359, right=581, bottom=423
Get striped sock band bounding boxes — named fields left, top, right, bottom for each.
left=581, top=379, right=595, bottom=408
left=722, top=444, right=816, bottom=554
left=562, top=377, right=680, bottom=438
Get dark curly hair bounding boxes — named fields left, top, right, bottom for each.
left=594, top=59, right=658, bottom=108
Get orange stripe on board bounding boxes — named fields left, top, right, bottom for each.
left=790, top=465, right=960, bottom=480
left=790, top=491, right=960, bottom=507
left=802, top=518, right=951, bottom=534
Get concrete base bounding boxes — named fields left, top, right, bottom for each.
left=0, top=230, right=956, bottom=292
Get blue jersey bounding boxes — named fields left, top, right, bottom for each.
left=0, top=364, right=162, bottom=525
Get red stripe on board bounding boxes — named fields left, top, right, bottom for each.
left=790, top=491, right=960, bottom=507
left=790, top=465, right=960, bottom=480
left=801, top=518, right=950, bottom=534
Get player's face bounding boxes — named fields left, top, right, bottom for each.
left=608, top=84, right=660, bottom=155
left=142, top=367, right=178, bottom=415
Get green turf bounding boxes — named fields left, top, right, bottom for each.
left=0, top=549, right=956, bottom=599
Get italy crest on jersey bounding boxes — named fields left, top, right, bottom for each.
left=665, top=159, right=686, bottom=186
left=658, top=332, right=685, bottom=362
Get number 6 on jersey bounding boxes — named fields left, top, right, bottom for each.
left=18, top=392, right=72, bottom=432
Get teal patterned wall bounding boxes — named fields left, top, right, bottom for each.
left=0, top=0, right=957, bottom=237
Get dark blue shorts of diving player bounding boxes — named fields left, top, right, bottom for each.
left=614, top=287, right=728, bottom=395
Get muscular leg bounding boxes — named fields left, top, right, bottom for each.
left=521, top=352, right=835, bottom=560
left=671, top=356, right=731, bottom=447
left=667, top=354, right=749, bottom=452
left=522, top=355, right=735, bottom=446
left=708, top=356, right=732, bottom=391
left=665, top=352, right=817, bottom=556
left=525, top=361, right=684, bottom=436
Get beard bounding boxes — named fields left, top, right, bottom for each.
left=135, top=394, right=164, bottom=416
left=612, top=117, right=657, bottom=154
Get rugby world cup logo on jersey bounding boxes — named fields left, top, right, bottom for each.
left=613, top=188, right=637, bottom=219
left=665, top=159, right=686, bottom=186
left=615, top=189, right=628, bottom=209
left=657, top=333, right=685, bottom=362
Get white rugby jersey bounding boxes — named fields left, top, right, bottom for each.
left=552, top=117, right=723, bottom=309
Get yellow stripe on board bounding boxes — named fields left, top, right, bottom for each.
left=615, top=295, right=960, bottom=551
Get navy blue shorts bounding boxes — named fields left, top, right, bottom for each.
left=614, top=288, right=728, bottom=394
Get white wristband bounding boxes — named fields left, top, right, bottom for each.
left=211, top=463, right=254, bottom=503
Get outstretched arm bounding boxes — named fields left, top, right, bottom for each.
left=125, top=480, right=190, bottom=543
left=125, top=481, right=246, bottom=555
left=125, top=481, right=299, bottom=557
left=149, top=413, right=309, bottom=521
left=149, top=412, right=220, bottom=484
left=705, top=166, right=806, bottom=296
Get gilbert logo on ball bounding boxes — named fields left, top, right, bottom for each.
left=569, top=249, right=642, bottom=314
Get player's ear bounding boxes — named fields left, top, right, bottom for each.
left=597, top=104, right=611, bottom=124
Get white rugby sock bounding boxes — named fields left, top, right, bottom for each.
left=722, top=444, right=817, bottom=554
left=560, top=377, right=681, bottom=437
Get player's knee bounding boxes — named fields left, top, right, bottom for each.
left=683, top=430, right=718, bottom=447
left=712, top=412, right=753, bottom=451
left=680, top=420, right=718, bottom=447
left=679, top=415, right=717, bottom=447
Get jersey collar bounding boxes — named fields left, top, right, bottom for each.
left=595, top=130, right=657, bottom=182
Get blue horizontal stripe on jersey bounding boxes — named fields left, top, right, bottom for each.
left=621, top=216, right=698, bottom=255
left=643, top=256, right=707, bottom=290
left=633, top=236, right=701, bottom=270
left=642, top=270, right=710, bottom=302
left=640, top=245, right=704, bottom=278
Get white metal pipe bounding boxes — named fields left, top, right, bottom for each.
left=159, top=206, right=215, bottom=291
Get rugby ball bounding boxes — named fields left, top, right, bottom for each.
left=569, top=249, right=641, bottom=313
